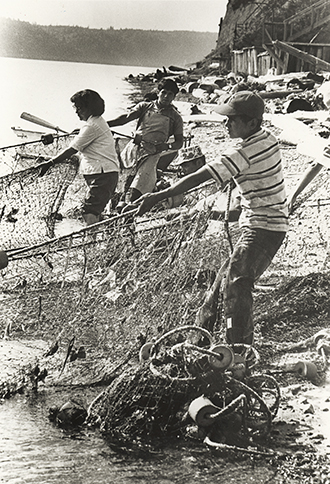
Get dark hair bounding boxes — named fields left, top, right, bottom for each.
left=70, top=89, right=105, bottom=116
left=231, top=82, right=249, bottom=94
left=157, top=78, right=179, bottom=96
left=144, top=91, right=158, bottom=101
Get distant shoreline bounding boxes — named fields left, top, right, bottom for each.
left=0, top=54, right=158, bottom=70
left=0, top=18, right=216, bottom=69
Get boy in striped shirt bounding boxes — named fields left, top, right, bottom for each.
left=134, top=91, right=289, bottom=346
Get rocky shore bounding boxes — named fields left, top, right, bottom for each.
left=109, top=70, right=330, bottom=478
left=2, top=68, right=330, bottom=482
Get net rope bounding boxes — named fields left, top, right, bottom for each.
left=1, top=133, right=330, bottom=446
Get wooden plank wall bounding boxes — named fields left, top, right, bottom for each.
left=231, top=44, right=330, bottom=76
left=232, top=47, right=271, bottom=76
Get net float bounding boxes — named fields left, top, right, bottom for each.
left=139, top=342, right=154, bottom=363
left=294, top=360, right=318, bottom=380
left=188, top=395, right=220, bottom=427
left=313, top=329, right=330, bottom=345
left=189, top=394, right=247, bottom=428
left=208, top=344, right=234, bottom=370
left=0, top=250, right=9, bottom=270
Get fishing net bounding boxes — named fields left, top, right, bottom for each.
left=0, top=159, right=80, bottom=249
left=86, top=328, right=278, bottom=448
left=0, top=136, right=82, bottom=250
left=0, top=128, right=329, bottom=449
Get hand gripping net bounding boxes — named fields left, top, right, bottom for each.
left=0, top=137, right=79, bottom=250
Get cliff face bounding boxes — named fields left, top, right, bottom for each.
left=214, top=0, right=330, bottom=72
left=216, top=0, right=258, bottom=65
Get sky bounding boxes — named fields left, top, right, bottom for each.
left=0, top=0, right=227, bottom=32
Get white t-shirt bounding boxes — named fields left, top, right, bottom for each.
left=70, top=116, right=119, bottom=175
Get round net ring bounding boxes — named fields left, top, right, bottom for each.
left=149, top=325, right=213, bottom=381
left=245, top=374, right=281, bottom=419
left=149, top=325, right=213, bottom=359
left=230, top=344, right=260, bottom=370
left=226, top=375, right=272, bottom=439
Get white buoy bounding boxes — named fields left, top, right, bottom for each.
left=294, top=361, right=318, bottom=380
left=139, top=342, right=154, bottom=363
left=188, top=395, right=220, bottom=427
left=208, top=344, right=234, bottom=370
left=313, top=329, right=330, bottom=345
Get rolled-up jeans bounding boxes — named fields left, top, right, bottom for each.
left=224, top=227, right=286, bottom=345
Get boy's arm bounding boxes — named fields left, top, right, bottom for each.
left=107, top=111, right=139, bottom=127
left=136, top=166, right=213, bottom=215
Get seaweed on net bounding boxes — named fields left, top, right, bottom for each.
left=87, top=344, right=224, bottom=444
left=0, top=165, right=232, bottom=363
left=91, top=363, right=199, bottom=443
left=0, top=140, right=273, bottom=445
left=85, top=337, right=274, bottom=447
left=0, top=137, right=79, bottom=250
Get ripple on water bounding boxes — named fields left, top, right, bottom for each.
left=0, top=393, right=277, bottom=484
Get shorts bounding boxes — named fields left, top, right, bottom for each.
left=83, top=172, right=118, bottom=216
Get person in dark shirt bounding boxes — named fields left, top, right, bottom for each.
left=107, top=78, right=183, bottom=206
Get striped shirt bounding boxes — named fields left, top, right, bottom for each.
left=206, top=128, right=288, bottom=232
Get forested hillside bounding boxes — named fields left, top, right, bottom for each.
left=0, top=18, right=217, bottom=67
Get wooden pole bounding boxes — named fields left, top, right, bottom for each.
left=273, top=40, right=330, bottom=71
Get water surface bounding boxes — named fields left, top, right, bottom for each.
left=1, top=56, right=153, bottom=147
left=0, top=391, right=278, bottom=484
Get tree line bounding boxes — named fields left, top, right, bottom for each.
left=0, top=18, right=217, bottom=67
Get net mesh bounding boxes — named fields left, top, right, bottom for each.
left=86, top=342, right=276, bottom=447
left=1, top=132, right=330, bottom=447
left=0, top=159, right=79, bottom=249
left=0, top=136, right=81, bottom=249
left=90, top=363, right=198, bottom=442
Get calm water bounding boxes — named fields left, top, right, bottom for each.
left=0, top=392, right=277, bottom=484
left=0, top=57, right=275, bottom=483
left=0, top=56, right=153, bottom=147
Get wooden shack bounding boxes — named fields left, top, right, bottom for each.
left=231, top=47, right=273, bottom=76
